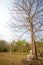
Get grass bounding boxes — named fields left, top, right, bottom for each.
left=0, top=52, right=43, bottom=65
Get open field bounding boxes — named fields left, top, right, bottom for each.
left=0, top=53, right=43, bottom=65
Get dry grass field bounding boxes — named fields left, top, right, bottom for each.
left=0, top=52, right=43, bottom=65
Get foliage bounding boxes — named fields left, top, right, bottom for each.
left=0, top=39, right=43, bottom=57
left=0, top=40, right=9, bottom=52
left=36, top=41, right=43, bottom=57
left=10, top=40, right=30, bottom=53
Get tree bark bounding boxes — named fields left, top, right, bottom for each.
left=30, top=22, right=37, bottom=60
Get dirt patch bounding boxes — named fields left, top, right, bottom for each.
left=22, top=59, right=41, bottom=65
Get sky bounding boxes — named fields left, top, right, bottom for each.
left=0, top=0, right=43, bottom=42
left=0, top=0, right=13, bottom=42
left=0, top=0, right=31, bottom=42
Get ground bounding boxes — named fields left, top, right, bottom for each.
left=0, top=52, right=43, bottom=65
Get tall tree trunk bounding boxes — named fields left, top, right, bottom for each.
left=30, top=22, right=37, bottom=60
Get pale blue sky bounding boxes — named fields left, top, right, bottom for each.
left=0, top=0, right=13, bottom=42
left=0, top=0, right=31, bottom=42
left=0, top=0, right=43, bottom=42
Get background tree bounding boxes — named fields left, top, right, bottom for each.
left=9, top=40, right=30, bottom=53
left=9, top=0, right=43, bottom=59
left=0, top=40, right=9, bottom=52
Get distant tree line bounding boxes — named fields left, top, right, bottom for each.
left=9, top=40, right=30, bottom=53
left=0, top=40, right=43, bottom=57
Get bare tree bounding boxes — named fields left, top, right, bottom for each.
left=9, top=0, right=43, bottom=59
